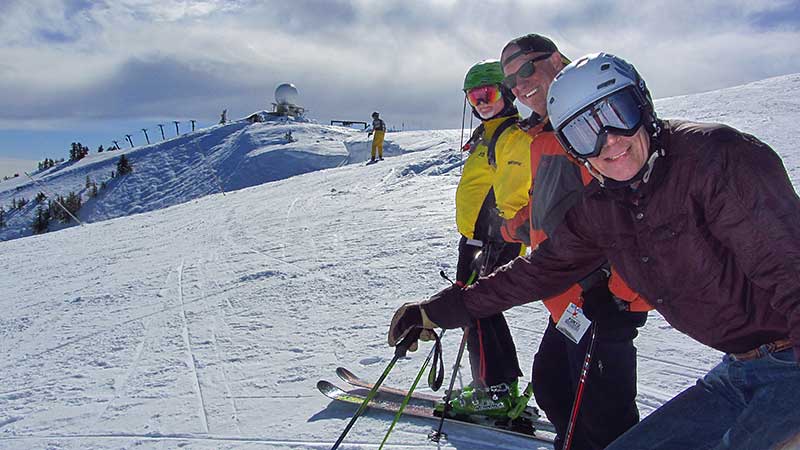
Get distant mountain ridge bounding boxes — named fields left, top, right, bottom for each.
left=0, top=116, right=460, bottom=241
left=1, top=72, right=798, bottom=242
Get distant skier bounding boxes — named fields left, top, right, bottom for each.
left=389, top=52, right=800, bottom=450
left=366, top=111, right=386, bottom=162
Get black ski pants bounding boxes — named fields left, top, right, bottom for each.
left=457, top=237, right=524, bottom=387
left=533, top=312, right=646, bottom=450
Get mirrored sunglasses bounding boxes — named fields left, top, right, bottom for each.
left=502, top=53, right=553, bottom=89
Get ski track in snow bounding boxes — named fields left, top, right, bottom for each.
left=177, top=260, right=211, bottom=434
left=1, top=74, right=798, bottom=449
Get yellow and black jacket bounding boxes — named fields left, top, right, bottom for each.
left=456, top=115, right=531, bottom=241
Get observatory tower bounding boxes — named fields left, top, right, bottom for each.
left=272, top=83, right=304, bottom=117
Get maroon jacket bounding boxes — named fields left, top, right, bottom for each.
left=424, top=120, right=800, bottom=361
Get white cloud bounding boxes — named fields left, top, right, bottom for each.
left=0, top=0, right=798, bottom=132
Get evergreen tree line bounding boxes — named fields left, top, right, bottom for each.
left=0, top=155, right=133, bottom=235
left=38, top=158, right=63, bottom=171
left=66, top=142, right=120, bottom=164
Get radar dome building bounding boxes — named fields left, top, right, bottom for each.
left=244, top=82, right=309, bottom=124
left=272, top=83, right=305, bottom=117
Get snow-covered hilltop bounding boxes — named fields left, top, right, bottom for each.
left=0, top=74, right=798, bottom=449
left=0, top=116, right=461, bottom=241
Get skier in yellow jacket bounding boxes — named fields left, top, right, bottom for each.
left=445, top=59, right=534, bottom=417
left=367, top=111, right=386, bottom=162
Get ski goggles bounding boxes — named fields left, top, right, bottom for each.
left=556, top=87, right=645, bottom=159
left=502, top=52, right=553, bottom=89
left=466, top=85, right=503, bottom=107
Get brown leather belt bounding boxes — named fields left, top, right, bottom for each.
left=731, top=339, right=792, bottom=361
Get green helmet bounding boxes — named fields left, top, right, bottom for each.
left=463, top=59, right=504, bottom=91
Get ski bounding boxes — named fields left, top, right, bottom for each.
left=318, top=380, right=556, bottom=443
left=336, top=366, right=439, bottom=402
left=335, top=366, right=556, bottom=433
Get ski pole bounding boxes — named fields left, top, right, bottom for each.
left=429, top=265, right=482, bottom=443
left=378, top=330, right=445, bottom=449
left=563, top=324, right=598, bottom=450
left=330, top=328, right=421, bottom=450
left=429, top=326, right=470, bottom=443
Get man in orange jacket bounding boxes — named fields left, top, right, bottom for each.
left=496, top=34, right=650, bottom=450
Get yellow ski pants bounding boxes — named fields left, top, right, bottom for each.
left=371, top=130, right=385, bottom=160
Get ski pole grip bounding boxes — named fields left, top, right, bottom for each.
left=395, top=328, right=422, bottom=358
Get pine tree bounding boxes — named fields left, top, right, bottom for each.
left=63, top=192, right=81, bottom=222
left=48, top=198, right=62, bottom=222
left=38, top=158, right=55, bottom=171
left=89, top=182, right=98, bottom=198
left=35, top=192, right=46, bottom=203
left=97, top=145, right=104, bottom=153
left=32, top=205, right=49, bottom=234
left=85, top=175, right=92, bottom=189
left=116, top=154, right=133, bottom=176
left=69, top=142, right=90, bottom=161
left=50, top=192, right=82, bottom=223
left=70, top=142, right=79, bottom=161
left=0, top=206, right=5, bottom=228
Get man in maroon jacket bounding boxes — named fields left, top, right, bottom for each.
left=389, top=53, right=800, bottom=449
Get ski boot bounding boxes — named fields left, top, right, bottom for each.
left=436, top=380, right=533, bottom=419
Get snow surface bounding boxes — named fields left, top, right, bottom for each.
left=0, top=73, right=799, bottom=449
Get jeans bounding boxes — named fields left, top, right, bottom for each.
left=606, top=347, right=800, bottom=450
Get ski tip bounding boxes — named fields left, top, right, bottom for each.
left=335, top=366, right=356, bottom=381
left=317, top=380, right=342, bottom=395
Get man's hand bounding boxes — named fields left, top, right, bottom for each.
left=582, top=282, right=647, bottom=330
left=388, top=302, right=438, bottom=352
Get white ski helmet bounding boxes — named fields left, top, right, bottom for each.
left=547, top=53, right=656, bottom=159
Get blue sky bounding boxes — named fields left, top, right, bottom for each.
left=1, top=0, right=800, bottom=176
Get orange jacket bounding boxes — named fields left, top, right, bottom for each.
left=501, top=122, right=652, bottom=319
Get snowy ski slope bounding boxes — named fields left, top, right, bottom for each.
left=0, top=74, right=798, bottom=449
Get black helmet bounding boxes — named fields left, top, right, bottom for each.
left=372, top=111, right=379, bottom=119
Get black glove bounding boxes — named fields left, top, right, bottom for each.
left=581, top=283, right=622, bottom=322
left=388, top=302, right=438, bottom=352
left=582, top=283, right=647, bottom=331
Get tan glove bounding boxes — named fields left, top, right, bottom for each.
left=388, top=302, right=438, bottom=352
